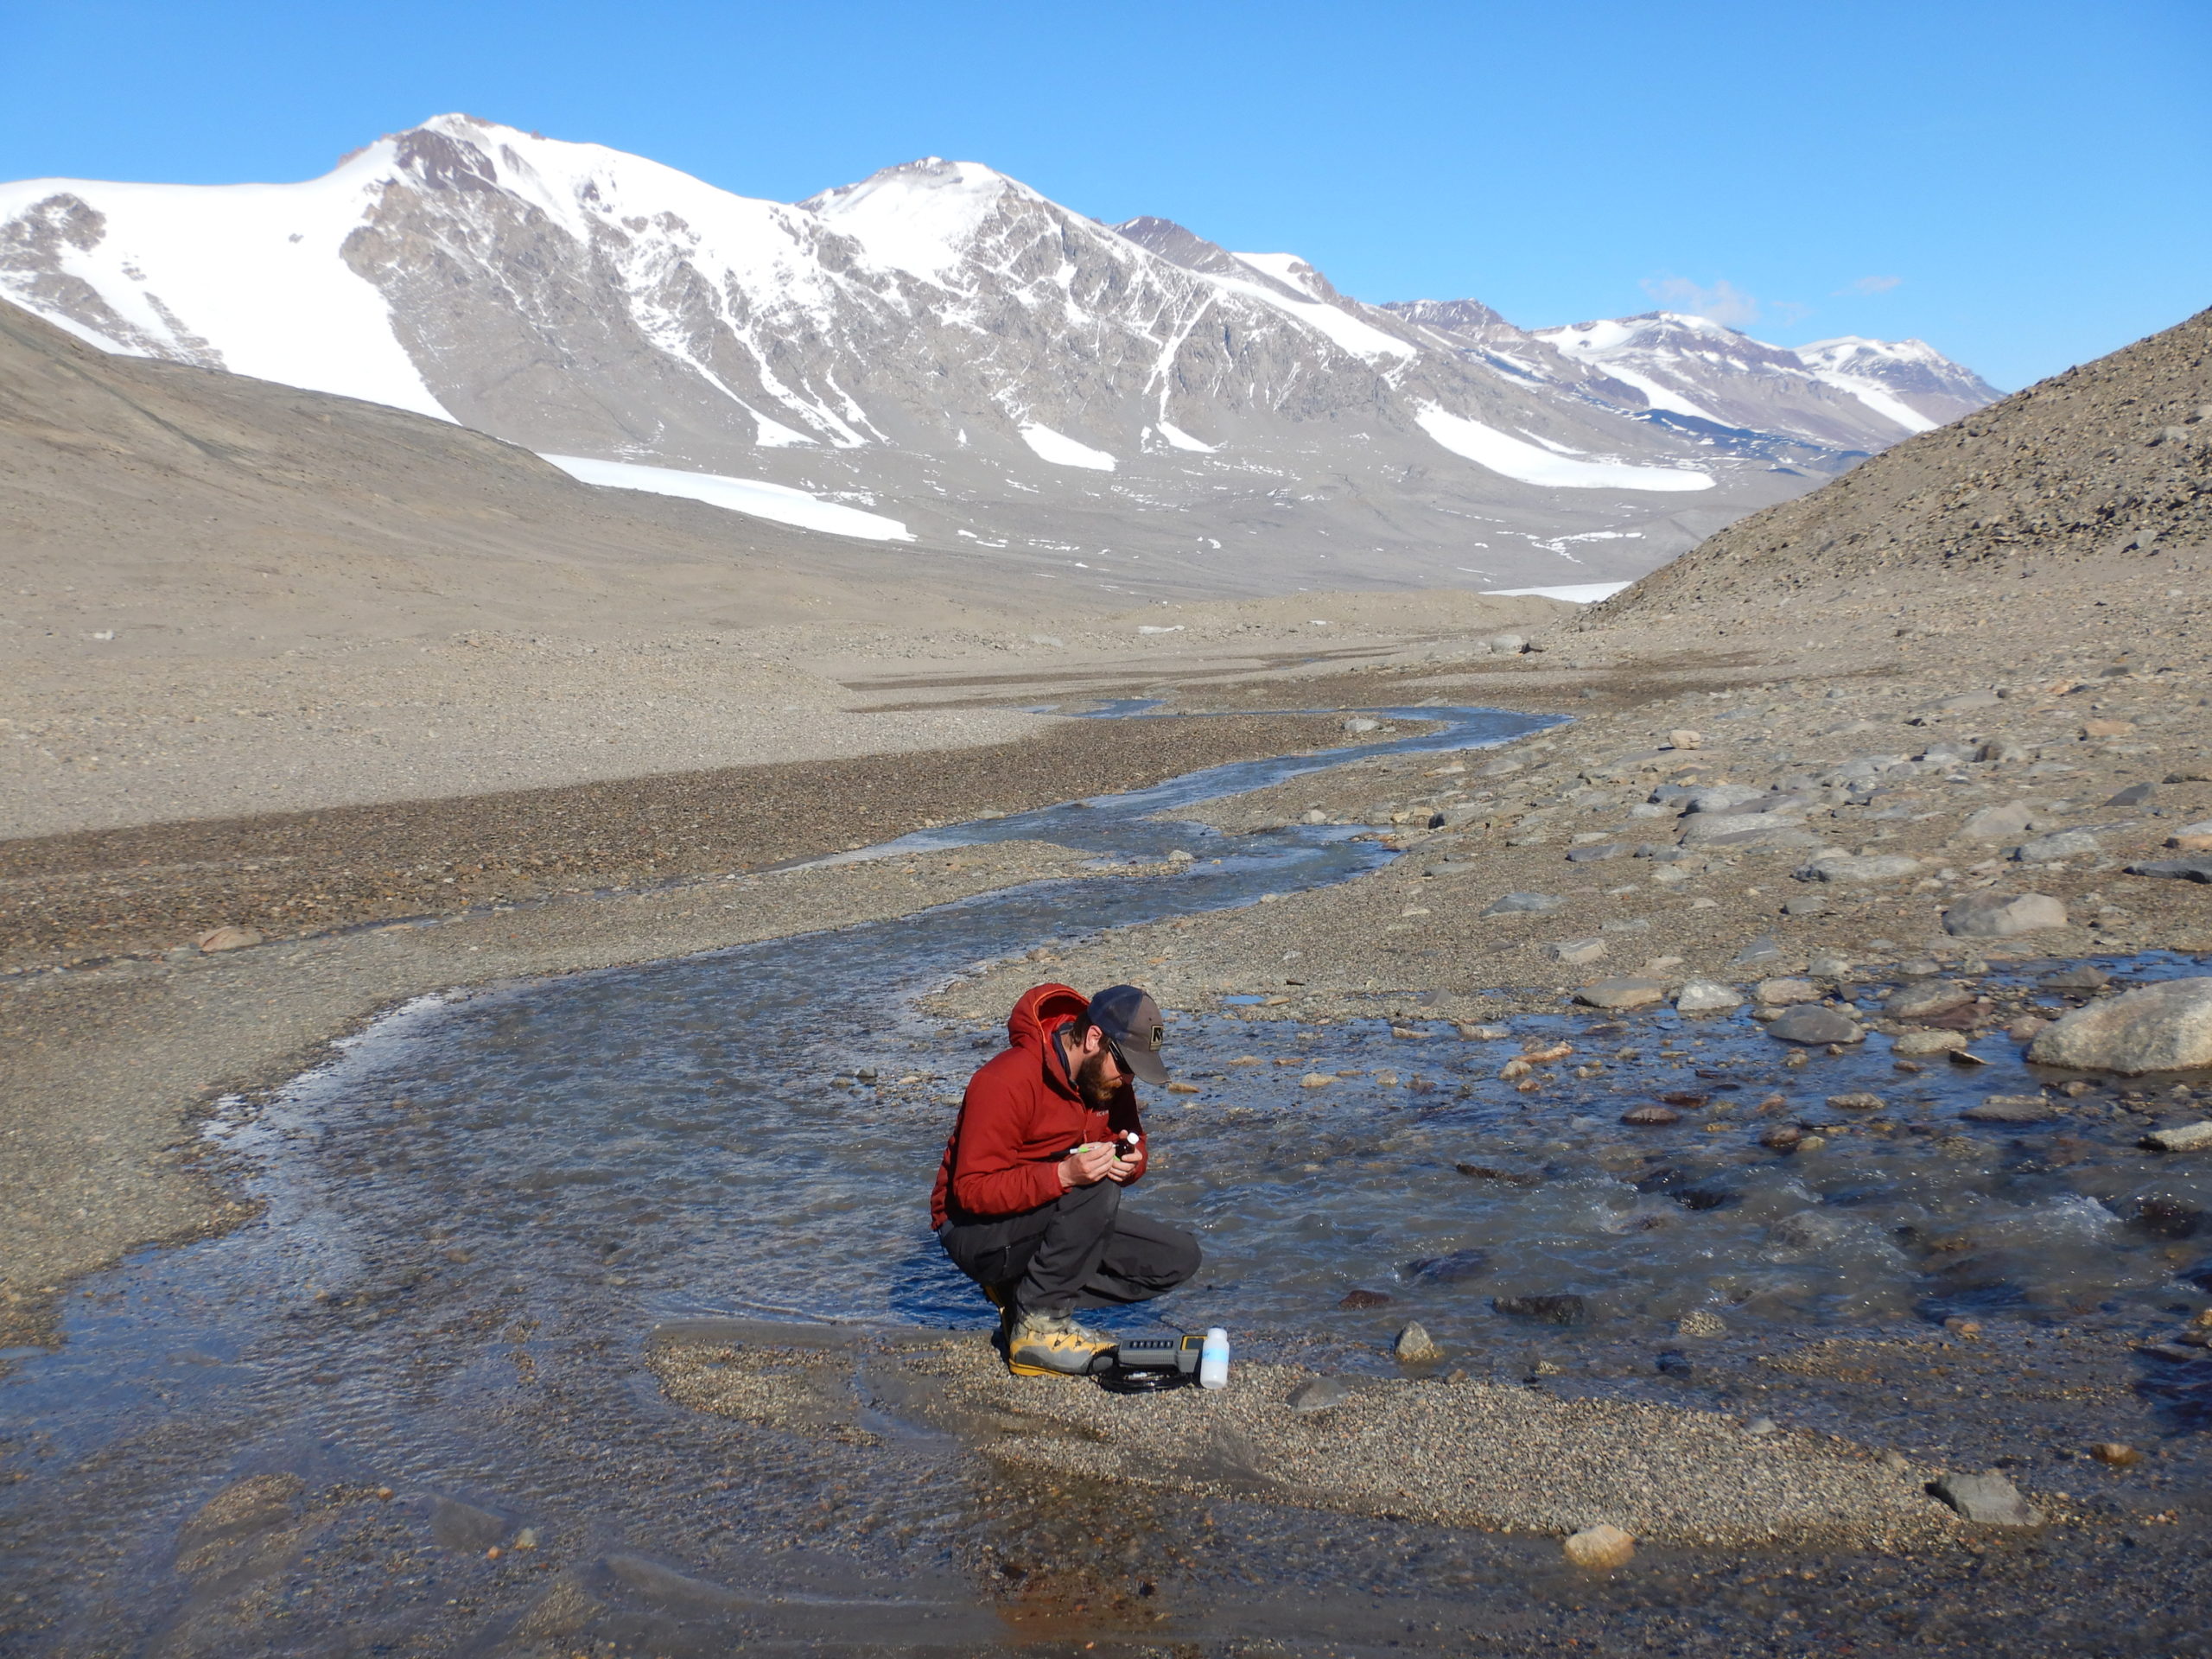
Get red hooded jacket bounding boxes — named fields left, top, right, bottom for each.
left=930, top=982, right=1148, bottom=1229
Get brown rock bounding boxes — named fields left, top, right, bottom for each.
left=1621, top=1103, right=1682, bottom=1126
left=1562, top=1523, right=1636, bottom=1570
left=2081, top=719, right=2136, bottom=738
left=1338, top=1288, right=1393, bottom=1309
left=194, top=925, right=264, bottom=953
left=2090, top=1442, right=2143, bottom=1467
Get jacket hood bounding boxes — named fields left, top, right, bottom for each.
left=1006, top=982, right=1088, bottom=1052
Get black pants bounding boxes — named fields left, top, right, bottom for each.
left=938, top=1178, right=1201, bottom=1318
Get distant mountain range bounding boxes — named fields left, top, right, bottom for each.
left=0, top=114, right=2000, bottom=597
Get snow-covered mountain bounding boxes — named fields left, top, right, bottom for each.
left=0, top=114, right=1998, bottom=597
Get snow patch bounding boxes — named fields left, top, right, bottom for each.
left=1414, top=407, right=1713, bottom=493
left=1807, top=370, right=1936, bottom=435
left=1483, top=582, right=1636, bottom=602
left=538, top=454, right=915, bottom=542
left=1231, top=251, right=1325, bottom=299
left=1018, top=423, right=1116, bottom=472
left=806, top=159, right=1013, bottom=280
left=1155, top=420, right=1217, bottom=453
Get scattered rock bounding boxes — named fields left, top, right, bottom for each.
left=1548, top=937, right=1607, bottom=965
left=1745, top=1417, right=1779, bottom=1436
left=1655, top=1350, right=1694, bottom=1378
left=1562, top=1523, right=1636, bottom=1570
left=1576, top=977, right=1669, bottom=1010
left=1826, top=1092, right=1886, bottom=1112
left=1764, top=1005, right=1864, bottom=1046
left=1930, top=1471, right=2043, bottom=1527
left=1395, top=1322, right=1444, bottom=1363
left=194, top=925, right=264, bottom=953
left=1675, top=979, right=1744, bottom=1013
left=1964, top=1095, right=2056, bottom=1123
left=2029, top=977, right=2212, bottom=1073
left=1620, top=1103, right=1681, bottom=1126
left=1341, top=717, right=1381, bottom=734
left=1958, top=802, right=2037, bottom=842
left=1754, top=977, right=1821, bottom=1005
left=1454, top=1162, right=1541, bottom=1185
left=1887, top=980, right=1975, bottom=1020
left=1492, top=1294, right=1588, bottom=1325
left=2015, top=830, right=2101, bottom=862
left=2142, top=1121, right=2212, bottom=1154
left=2081, top=719, right=2135, bottom=740
left=1338, top=1288, right=1394, bottom=1308
left=1944, top=892, right=2068, bottom=938
left=1895, top=1029, right=1970, bottom=1056
left=2105, top=782, right=2157, bottom=807
left=1484, top=892, right=1564, bottom=916
left=1287, top=1376, right=1356, bottom=1412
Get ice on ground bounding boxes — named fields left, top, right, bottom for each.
left=1018, top=423, right=1117, bottom=472
left=1483, top=582, right=1637, bottom=603
left=1414, top=407, right=1713, bottom=493
left=537, top=454, right=916, bottom=542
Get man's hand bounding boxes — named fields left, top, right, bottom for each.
left=1106, top=1133, right=1143, bottom=1184
left=1058, top=1142, right=1118, bottom=1189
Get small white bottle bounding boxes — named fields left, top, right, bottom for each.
left=1198, top=1326, right=1230, bottom=1389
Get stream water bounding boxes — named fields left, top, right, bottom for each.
left=5, top=704, right=2210, bottom=1654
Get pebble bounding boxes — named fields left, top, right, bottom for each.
left=1930, top=1471, right=2043, bottom=1526
left=1764, top=1005, right=1864, bottom=1046
left=1944, top=891, right=2068, bottom=938
left=1562, top=1523, right=1636, bottom=1570
left=1826, top=1091, right=1885, bottom=1112
left=2028, top=976, right=2212, bottom=1074
left=1674, top=979, right=1743, bottom=1013
left=1300, top=1072, right=1336, bottom=1089
left=1620, top=1103, right=1681, bottom=1126
left=1395, top=1322, right=1444, bottom=1363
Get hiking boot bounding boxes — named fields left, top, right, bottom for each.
left=1006, top=1310, right=1116, bottom=1377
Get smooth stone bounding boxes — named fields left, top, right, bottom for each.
left=1930, top=1471, right=2044, bottom=1527
left=1674, top=979, right=1744, bottom=1013
left=2042, top=965, right=2110, bottom=990
left=1764, top=1005, right=1865, bottom=1046
left=1797, top=852, right=1923, bottom=883
left=2029, top=977, right=2212, bottom=1073
left=1894, top=1028, right=1970, bottom=1056
left=1944, top=891, right=2068, bottom=938
left=1732, top=937, right=1785, bottom=966
left=195, top=925, right=264, bottom=953
left=1826, top=1091, right=1886, bottom=1112
left=1957, top=802, right=2037, bottom=842
left=1679, top=785, right=1765, bottom=813
left=1964, top=1095, right=2056, bottom=1123
left=1548, top=937, right=1607, bottom=965
left=2105, top=782, right=2157, bottom=807
left=2015, top=830, right=2101, bottom=862
left=1888, top=980, right=1975, bottom=1020
left=1565, top=842, right=1628, bottom=863
left=1576, top=977, right=1669, bottom=1010
left=1562, top=1523, right=1635, bottom=1570
left=1620, top=1103, right=1681, bottom=1126
left=2125, top=857, right=2212, bottom=883
left=1287, top=1376, right=1356, bottom=1413
left=1755, top=977, right=1821, bottom=1005
left=1484, top=892, right=1564, bottom=915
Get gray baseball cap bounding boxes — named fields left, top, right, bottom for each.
left=1087, top=984, right=1170, bottom=1086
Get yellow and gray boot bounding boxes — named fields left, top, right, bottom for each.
left=1006, top=1309, right=1116, bottom=1377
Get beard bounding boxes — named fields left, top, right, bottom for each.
left=1072, top=1048, right=1120, bottom=1110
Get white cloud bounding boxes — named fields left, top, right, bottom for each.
left=1640, top=275, right=1763, bottom=327
left=1838, top=274, right=1904, bottom=296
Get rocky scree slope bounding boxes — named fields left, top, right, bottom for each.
left=0, top=114, right=1994, bottom=597
left=1587, top=308, right=2211, bottom=621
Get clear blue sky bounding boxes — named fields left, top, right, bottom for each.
left=6, top=1, right=2206, bottom=390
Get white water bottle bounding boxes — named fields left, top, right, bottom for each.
left=1198, top=1326, right=1230, bottom=1389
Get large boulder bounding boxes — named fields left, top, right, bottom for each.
left=2028, top=977, right=2212, bottom=1074
left=1944, top=892, right=2067, bottom=938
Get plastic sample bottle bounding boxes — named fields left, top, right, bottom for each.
left=1199, top=1326, right=1230, bottom=1389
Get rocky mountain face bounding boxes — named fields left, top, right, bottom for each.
left=0, top=114, right=1999, bottom=598
left=1593, top=307, right=2211, bottom=619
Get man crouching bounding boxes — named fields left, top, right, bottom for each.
left=930, top=982, right=1202, bottom=1376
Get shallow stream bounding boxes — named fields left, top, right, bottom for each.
left=5, top=703, right=2210, bottom=1654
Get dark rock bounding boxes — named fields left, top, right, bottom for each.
left=2106, top=782, right=2158, bottom=807
left=2128, top=1195, right=2204, bottom=1239
left=1930, top=1471, right=2043, bottom=1526
left=1759, top=1126, right=1806, bottom=1152
left=1455, top=1162, right=1541, bottom=1185
left=1338, top=1287, right=1394, bottom=1308
left=1765, top=1005, right=1865, bottom=1046
left=1964, top=1095, right=2056, bottom=1123
left=1621, top=1103, right=1681, bottom=1126
left=1672, top=1185, right=1740, bottom=1211
left=1658, top=1090, right=1711, bottom=1107
left=1655, top=1350, right=1694, bottom=1378
left=1402, top=1249, right=1489, bottom=1285
left=1493, top=1294, right=1589, bottom=1325
left=2124, top=858, right=2212, bottom=882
